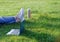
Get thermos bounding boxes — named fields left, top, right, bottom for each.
left=27, top=8, right=31, bottom=18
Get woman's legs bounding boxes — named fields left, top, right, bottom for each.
left=5, top=8, right=25, bottom=35
left=0, top=8, right=24, bottom=24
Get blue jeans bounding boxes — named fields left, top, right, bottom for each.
left=0, top=16, right=16, bottom=24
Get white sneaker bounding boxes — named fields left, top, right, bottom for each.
left=6, top=29, right=20, bottom=35
left=16, top=8, right=24, bottom=22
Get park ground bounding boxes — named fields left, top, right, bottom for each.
left=0, top=0, right=60, bottom=42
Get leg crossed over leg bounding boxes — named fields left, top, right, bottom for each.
left=0, top=8, right=24, bottom=24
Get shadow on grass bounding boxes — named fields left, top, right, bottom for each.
left=38, top=16, right=60, bottom=28
left=38, top=16, right=60, bottom=22
left=25, top=20, right=60, bottom=29
left=21, top=29, right=55, bottom=42
left=24, top=15, right=60, bottom=29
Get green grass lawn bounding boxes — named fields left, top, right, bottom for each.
left=0, top=0, right=60, bottom=42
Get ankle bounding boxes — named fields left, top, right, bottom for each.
left=15, top=17, right=20, bottom=22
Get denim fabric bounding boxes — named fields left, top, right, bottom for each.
left=0, top=16, right=16, bottom=24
